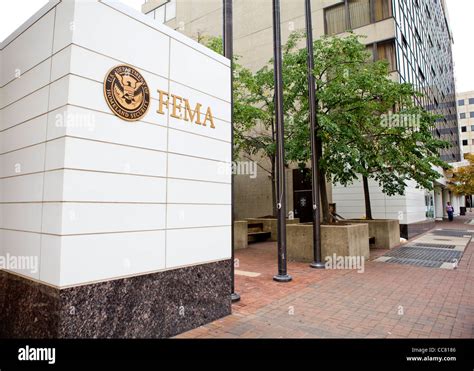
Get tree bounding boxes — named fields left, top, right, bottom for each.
left=319, top=79, right=449, bottom=220
left=283, top=33, right=449, bottom=221
left=447, top=154, right=474, bottom=195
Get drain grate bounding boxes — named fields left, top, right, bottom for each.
left=384, top=258, right=442, bottom=268
left=430, top=230, right=473, bottom=238
left=413, top=243, right=456, bottom=249
left=384, top=246, right=461, bottom=263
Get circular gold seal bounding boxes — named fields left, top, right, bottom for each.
left=103, top=64, right=150, bottom=121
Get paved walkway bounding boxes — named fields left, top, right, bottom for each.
left=176, top=215, right=474, bottom=338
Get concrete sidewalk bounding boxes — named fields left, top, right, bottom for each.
left=176, top=214, right=474, bottom=338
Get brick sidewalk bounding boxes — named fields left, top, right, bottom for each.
left=176, top=214, right=474, bottom=338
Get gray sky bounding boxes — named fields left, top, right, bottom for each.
left=1, top=0, right=473, bottom=94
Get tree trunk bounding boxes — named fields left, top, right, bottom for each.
left=271, top=155, right=277, bottom=217
left=316, top=137, right=331, bottom=223
left=362, top=175, right=373, bottom=220
left=320, top=170, right=331, bottom=223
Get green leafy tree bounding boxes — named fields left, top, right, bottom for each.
left=283, top=33, right=449, bottom=221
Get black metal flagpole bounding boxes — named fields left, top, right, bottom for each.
left=272, top=0, right=292, bottom=282
left=223, top=0, right=240, bottom=302
left=305, top=0, right=325, bottom=269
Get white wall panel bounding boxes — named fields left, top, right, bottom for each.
left=0, top=143, right=46, bottom=177
left=166, top=226, right=231, bottom=268
left=167, top=204, right=231, bottom=229
left=0, top=9, right=55, bottom=87
left=72, top=1, right=170, bottom=79
left=1, top=173, right=44, bottom=202
left=0, top=114, right=48, bottom=154
left=170, top=39, right=230, bottom=102
left=47, top=105, right=168, bottom=151
left=44, top=169, right=166, bottom=203
left=0, top=86, right=50, bottom=131
left=1, top=203, right=43, bottom=233
left=167, top=178, right=231, bottom=204
left=1, top=230, right=41, bottom=280
left=57, top=231, right=166, bottom=287
left=0, top=59, right=51, bottom=109
left=167, top=153, right=231, bottom=184
left=46, top=137, right=167, bottom=177
left=42, top=203, right=166, bottom=235
left=168, top=128, right=231, bottom=162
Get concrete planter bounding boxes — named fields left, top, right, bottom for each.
left=245, top=217, right=300, bottom=241
left=347, top=219, right=400, bottom=249
left=234, top=221, right=248, bottom=250
left=287, top=223, right=370, bottom=263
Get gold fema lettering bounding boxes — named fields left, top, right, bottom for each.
left=156, top=89, right=215, bottom=129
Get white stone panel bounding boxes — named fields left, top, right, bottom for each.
left=166, top=226, right=231, bottom=268
left=42, top=203, right=166, bottom=235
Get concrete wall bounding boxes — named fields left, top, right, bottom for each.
left=332, top=177, right=428, bottom=225
left=0, top=0, right=232, bottom=288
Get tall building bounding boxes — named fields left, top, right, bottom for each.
left=143, top=0, right=463, bottom=238
left=457, top=91, right=474, bottom=156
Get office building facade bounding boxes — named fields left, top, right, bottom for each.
left=457, top=91, right=474, bottom=156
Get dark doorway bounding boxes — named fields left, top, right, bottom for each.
left=293, top=168, right=313, bottom=223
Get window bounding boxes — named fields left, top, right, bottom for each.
left=471, top=125, right=474, bottom=131
left=458, top=99, right=465, bottom=106
left=155, top=6, right=165, bottom=23
left=374, top=0, right=392, bottom=21
left=349, top=0, right=371, bottom=29
left=165, top=0, right=176, bottom=21
left=463, top=140, right=468, bottom=146
left=460, top=113, right=466, bottom=119
left=415, top=28, right=422, bottom=43
left=469, top=98, right=474, bottom=105
left=462, top=126, right=467, bottom=132
left=325, top=4, right=347, bottom=35
left=418, top=67, right=425, bottom=81
left=376, top=40, right=397, bottom=72
left=402, top=33, right=408, bottom=48
left=150, top=0, right=176, bottom=24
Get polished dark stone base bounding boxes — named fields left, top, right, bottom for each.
left=0, top=260, right=231, bottom=338
left=400, top=219, right=436, bottom=240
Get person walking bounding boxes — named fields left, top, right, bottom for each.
left=446, top=202, right=454, bottom=222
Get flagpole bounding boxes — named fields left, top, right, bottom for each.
left=223, top=0, right=241, bottom=301
left=272, top=0, right=292, bottom=282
